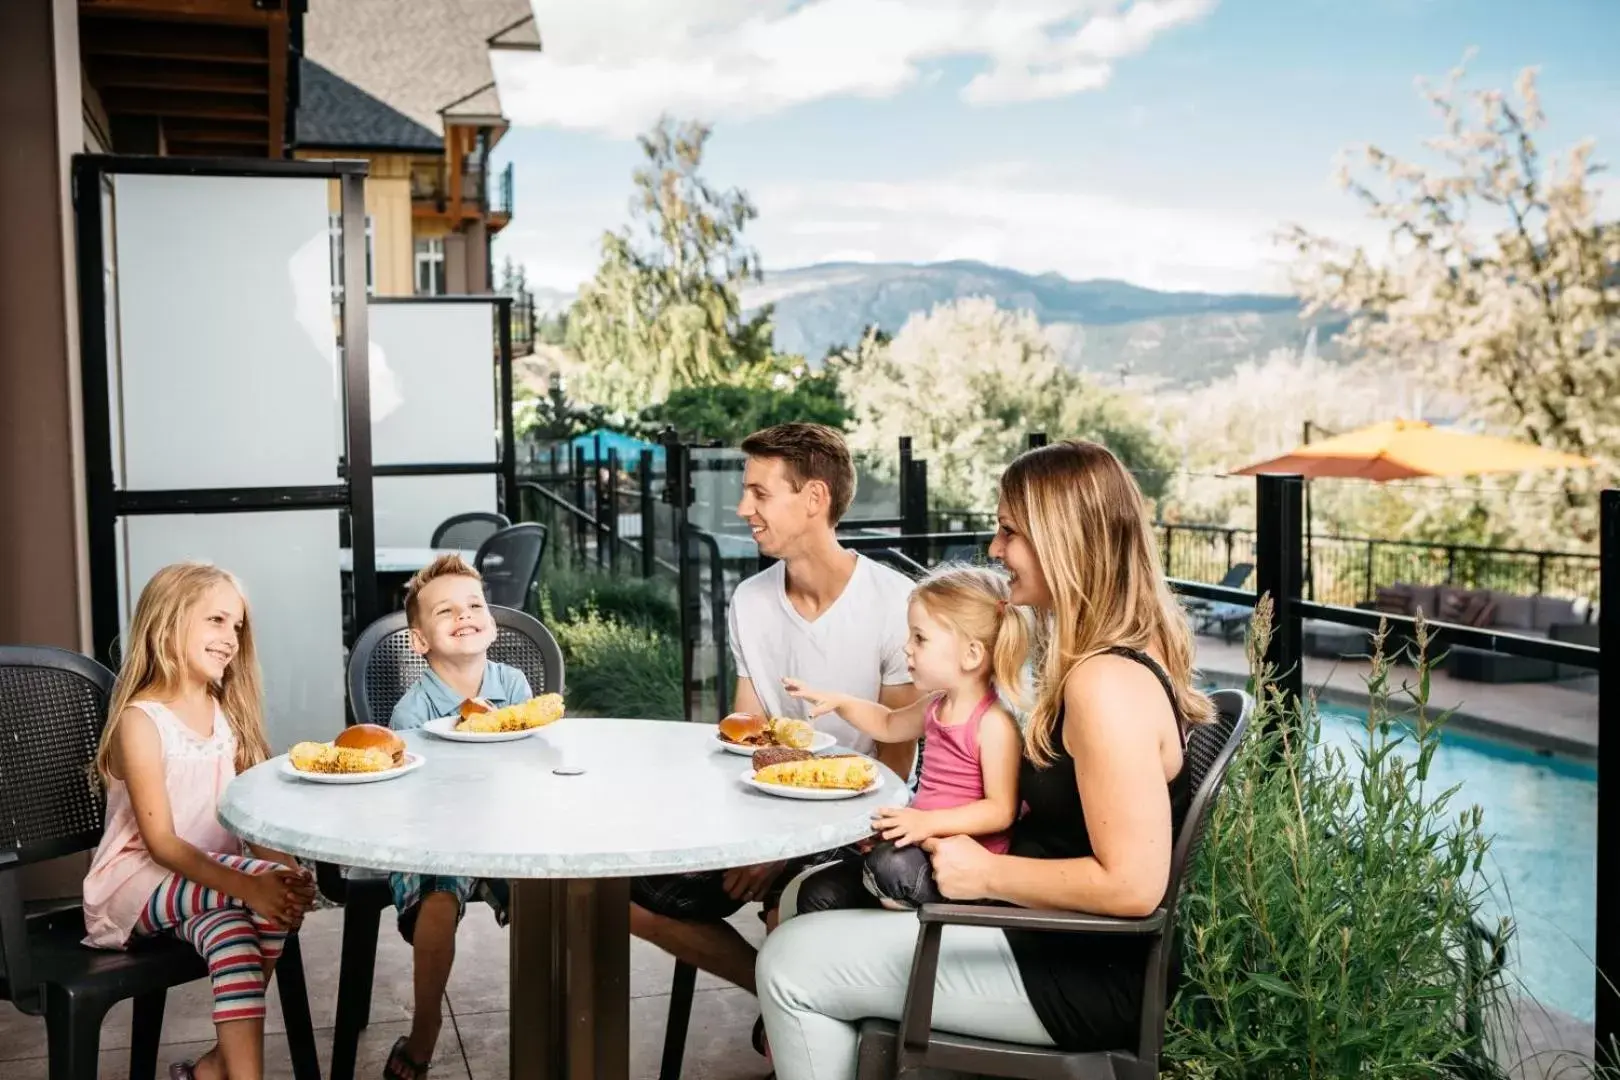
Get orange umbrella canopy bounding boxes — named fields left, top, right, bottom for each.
left=1231, top=419, right=1597, bottom=481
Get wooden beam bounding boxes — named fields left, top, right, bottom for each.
left=266, top=10, right=286, bottom=158
left=449, top=125, right=465, bottom=220
left=80, top=17, right=267, bottom=64
left=89, top=56, right=266, bottom=94
left=104, top=88, right=269, bottom=121
left=163, top=117, right=267, bottom=143
left=79, top=0, right=275, bottom=28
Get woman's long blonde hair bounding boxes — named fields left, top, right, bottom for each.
left=95, top=562, right=270, bottom=783
left=910, top=564, right=1030, bottom=711
left=1000, top=440, right=1213, bottom=766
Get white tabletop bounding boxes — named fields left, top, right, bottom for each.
left=338, top=547, right=479, bottom=574
left=218, top=718, right=910, bottom=879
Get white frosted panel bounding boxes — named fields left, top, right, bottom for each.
left=104, top=181, right=124, bottom=490
left=374, top=475, right=499, bottom=548
left=369, top=302, right=497, bottom=464
left=113, top=174, right=340, bottom=490
left=119, top=511, right=345, bottom=753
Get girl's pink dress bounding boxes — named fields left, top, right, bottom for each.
left=910, top=691, right=1011, bottom=853
left=82, top=700, right=243, bottom=949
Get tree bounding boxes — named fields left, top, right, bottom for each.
left=563, top=117, right=781, bottom=412
left=840, top=298, right=1174, bottom=511
left=641, top=369, right=851, bottom=445
left=1285, top=59, right=1620, bottom=544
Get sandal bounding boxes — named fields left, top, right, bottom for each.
left=384, top=1036, right=431, bottom=1079
left=168, top=1064, right=196, bottom=1080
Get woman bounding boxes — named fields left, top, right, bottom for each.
left=756, top=440, right=1214, bottom=1080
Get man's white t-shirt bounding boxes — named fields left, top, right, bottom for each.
left=727, top=553, right=915, bottom=757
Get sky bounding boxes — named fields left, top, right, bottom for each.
left=486, top=0, right=1620, bottom=297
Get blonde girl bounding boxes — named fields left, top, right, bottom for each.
left=83, top=562, right=316, bottom=1080
left=783, top=564, right=1028, bottom=911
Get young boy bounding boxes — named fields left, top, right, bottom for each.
left=384, top=554, right=531, bottom=1080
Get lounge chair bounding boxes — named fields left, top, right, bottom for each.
left=1184, top=563, right=1255, bottom=643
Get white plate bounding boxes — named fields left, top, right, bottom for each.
left=716, top=730, right=837, bottom=756
left=281, top=752, right=426, bottom=785
left=421, top=715, right=542, bottom=743
left=740, top=766, right=881, bottom=801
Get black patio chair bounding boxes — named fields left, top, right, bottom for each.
left=0, top=646, right=320, bottom=1080
left=429, top=510, right=511, bottom=552
left=320, top=606, right=564, bottom=1080
left=475, top=523, right=548, bottom=609
left=854, top=687, right=1254, bottom=1080
left=865, top=547, right=928, bottom=580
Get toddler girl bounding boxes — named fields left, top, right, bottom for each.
left=783, top=564, right=1026, bottom=911
left=84, top=562, right=316, bottom=1080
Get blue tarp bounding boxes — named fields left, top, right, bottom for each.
left=568, top=428, right=666, bottom=466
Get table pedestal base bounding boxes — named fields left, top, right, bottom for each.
left=509, top=877, right=631, bottom=1080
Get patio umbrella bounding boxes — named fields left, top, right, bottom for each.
left=1230, top=418, right=1596, bottom=481
left=1229, top=418, right=1597, bottom=597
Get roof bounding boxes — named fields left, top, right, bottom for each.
left=294, top=59, right=443, bottom=152
left=302, top=0, right=537, bottom=137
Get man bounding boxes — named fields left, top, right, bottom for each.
left=630, top=423, right=921, bottom=1015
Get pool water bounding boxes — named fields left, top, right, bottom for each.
left=1314, top=706, right=1596, bottom=1021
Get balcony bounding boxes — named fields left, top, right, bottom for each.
left=410, top=159, right=513, bottom=226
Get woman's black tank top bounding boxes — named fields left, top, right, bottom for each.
left=1004, top=645, right=1192, bottom=1051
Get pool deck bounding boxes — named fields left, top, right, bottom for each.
left=1193, top=634, right=1599, bottom=760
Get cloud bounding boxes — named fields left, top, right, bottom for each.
left=495, top=162, right=1389, bottom=296
left=493, top=0, right=1216, bottom=136
left=747, top=170, right=1389, bottom=294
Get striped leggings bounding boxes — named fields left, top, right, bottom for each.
left=135, top=853, right=289, bottom=1024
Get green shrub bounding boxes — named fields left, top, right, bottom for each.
left=550, top=605, right=683, bottom=721
left=1168, top=605, right=1512, bottom=1078
left=537, top=564, right=680, bottom=638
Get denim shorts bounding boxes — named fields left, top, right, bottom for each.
left=389, top=872, right=510, bottom=943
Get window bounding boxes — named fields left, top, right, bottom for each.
left=414, top=237, right=446, bottom=296
left=328, top=213, right=374, bottom=298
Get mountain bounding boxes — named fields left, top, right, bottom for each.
left=742, top=260, right=1339, bottom=386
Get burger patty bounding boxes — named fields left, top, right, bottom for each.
left=751, top=747, right=813, bottom=771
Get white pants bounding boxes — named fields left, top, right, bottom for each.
left=758, top=873, right=1053, bottom=1080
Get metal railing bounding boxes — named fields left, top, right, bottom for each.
left=493, top=161, right=514, bottom=217
left=658, top=435, right=1614, bottom=1056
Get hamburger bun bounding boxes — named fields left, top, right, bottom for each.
left=718, top=712, right=768, bottom=744
left=334, top=723, right=405, bottom=766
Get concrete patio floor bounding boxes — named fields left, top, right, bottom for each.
left=0, top=900, right=1599, bottom=1079
left=0, top=904, right=773, bottom=1080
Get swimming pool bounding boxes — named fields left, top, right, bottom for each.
left=1314, top=705, right=1596, bottom=1021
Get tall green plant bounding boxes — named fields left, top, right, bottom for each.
left=1168, top=605, right=1512, bottom=1077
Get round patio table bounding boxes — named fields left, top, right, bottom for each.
left=219, top=717, right=909, bottom=1080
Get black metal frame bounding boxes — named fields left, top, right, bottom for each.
left=73, top=154, right=378, bottom=666
left=366, top=295, right=518, bottom=519
left=1599, top=488, right=1618, bottom=1066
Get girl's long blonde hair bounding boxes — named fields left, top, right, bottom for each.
left=95, top=562, right=270, bottom=783
left=910, top=564, right=1030, bottom=711
left=1000, top=440, right=1213, bottom=767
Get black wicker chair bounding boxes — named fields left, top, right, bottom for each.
left=854, top=687, right=1254, bottom=1080
left=0, top=646, right=320, bottom=1080
left=429, top=511, right=511, bottom=552
left=474, top=523, right=548, bottom=610
left=320, top=607, right=564, bottom=1080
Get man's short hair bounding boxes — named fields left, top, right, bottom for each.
left=739, top=422, right=856, bottom=524
left=403, top=553, right=484, bottom=629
